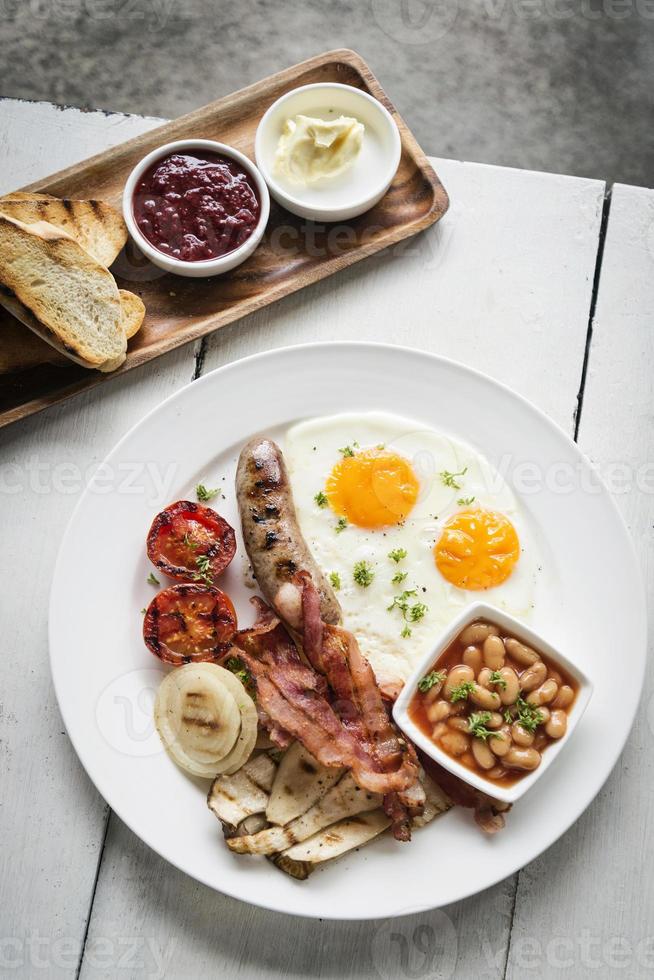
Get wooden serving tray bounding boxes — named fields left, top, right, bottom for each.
left=0, top=49, right=448, bottom=428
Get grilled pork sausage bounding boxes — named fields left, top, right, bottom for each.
left=236, top=437, right=341, bottom=626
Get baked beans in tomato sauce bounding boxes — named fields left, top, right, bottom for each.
left=408, top=621, right=579, bottom=787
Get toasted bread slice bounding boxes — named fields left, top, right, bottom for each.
left=0, top=289, right=144, bottom=374
left=118, top=289, right=145, bottom=340
left=0, top=193, right=127, bottom=267
left=0, top=215, right=126, bottom=369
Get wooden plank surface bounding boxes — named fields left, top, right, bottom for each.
left=1, top=50, right=447, bottom=428
left=0, top=99, right=611, bottom=979
left=506, top=183, right=654, bottom=979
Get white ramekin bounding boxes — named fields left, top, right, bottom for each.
left=393, top=602, right=594, bottom=805
left=255, top=83, right=401, bottom=223
left=122, top=139, right=270, bottom=278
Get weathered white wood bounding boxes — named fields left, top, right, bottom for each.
left=77, top=159, right=605, bottom=977
left=0, top=99, right=164, bottom=194
left=506, top=183, right=654, bottom=980
left=0, top=98, right=611, bottom=980
left=0, top=100, right=196, bottom=980
left=201, top=157, right=605, bottom=432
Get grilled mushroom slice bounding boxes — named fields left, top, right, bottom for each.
left=226, top=773, right=381, bottom=856
left=208, top=752, right=278, bottom=833
left=266, top=741, right=344, bottom=826
left=280, top=810, right=391, bottom=867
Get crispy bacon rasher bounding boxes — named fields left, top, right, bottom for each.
left=233, top=578, right=424, bottom=840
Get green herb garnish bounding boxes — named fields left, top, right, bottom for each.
left=450, top=681, right=475, bottom=703
left=338, top=445, right=356, bottom=458
left=408, top=602, right=427, bottom=623
left=401, top=625, right=412, bottom=639
left=314, top=491, right=328, bottom=507
left=193, top=554, right=213, bottom=585
left=515, top=696, right=544, bottom=733
left=225, top=656, right=254, bottom=696
left=457, top=496, right=476, bottom=506
left=440, top=467, right=468, bottom=490
left=353, top=560, right=374, bottom=587
left=467, top=711, right=500, bottom=740
left=388, top=548, right=407, bottom=563
left=418, top=670, right=446, bottom=693
left=335, top=517, right=348, bottom=534
left=196, top=483, right=220, bottom=502
left=392, top=570, right=408, bottom=585
left=329, top=571, right=341, bottom=590
left=140, top=607, right=147, bottom=615
left=388, top=589, right=429, bottom=636
left=489, top=670, right=507, bottom=690
left=147, top=572, right=160, bottom=587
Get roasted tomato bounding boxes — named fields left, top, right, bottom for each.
left=143, top=583, right=237, bottom=665
left=146, top=500, right=236, bottom=583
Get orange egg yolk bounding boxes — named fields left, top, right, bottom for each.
left=434, top=509, right=520, bottom=590
left=326, top=448, right=419, bottom=529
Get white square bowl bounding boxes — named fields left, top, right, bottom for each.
left=392, top=601, right=594, bottom=804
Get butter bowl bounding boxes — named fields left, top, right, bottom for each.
left=255, top=83, right=401, bottom=223
left=393, top=603, right=594, bottom=805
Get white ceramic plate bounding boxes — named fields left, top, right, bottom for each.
left=49, top=343, right=646, bottom=920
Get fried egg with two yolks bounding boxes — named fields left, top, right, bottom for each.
left=284, top=412, right=543, bottom=689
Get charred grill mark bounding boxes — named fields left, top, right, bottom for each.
left=299, top=759, right=317, bottom=775
left=275, top=558, right=297, bottom=580
left=181, top=714, right=221, bottom=730
left=265, top=530, right=278, bottom=550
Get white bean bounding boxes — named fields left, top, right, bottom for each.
left=488, top=765, right=507, bottom=780
left=526, top=678, right=558, bottom=706
left=498, top=666, right=520, bottom=705
left=551, top=685, right=574, bottom=710
left=483, top=634, right=506, bottom=670
left=443, top=665, right=475, bottom=700
left=440, top=731, right=469, bottom=756
left=462, top=645, right=483, bottom=675
left=490, top=726, right=512, bottom=757
left=511, top=722, right=535, bottom=747
left=478, top=667, right=493, bottom=688
left=432, top=722, right=448, bottom=739
left=472, top=738, right=496, bottom=770
left=448, top=717, right=469, bottom=732
left=519, top=660, right=547, bottom=693
left=487, top=712, right=504, bottom=729
left=469, top=684, right=501, bottom=710
left=545, top=709, right=568, bottom=739
left=505, top=746, right=541, bottom=770
left=504, top=637, right=540, bottom=666
left=426, top=700, right=450, bottom=724
left=460, top=622, right=499, bottom=647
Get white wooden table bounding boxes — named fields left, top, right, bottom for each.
left=1, top=100, right=652, bottom=980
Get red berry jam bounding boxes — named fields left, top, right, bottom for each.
left=132, top=151, right=261, bottom=262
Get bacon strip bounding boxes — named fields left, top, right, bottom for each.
left=297, top=571, right=424, bottom=840
left=233, top=601, right=419, bottom=797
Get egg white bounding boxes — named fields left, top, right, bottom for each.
left=284, top=412, right=543, bottom=688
